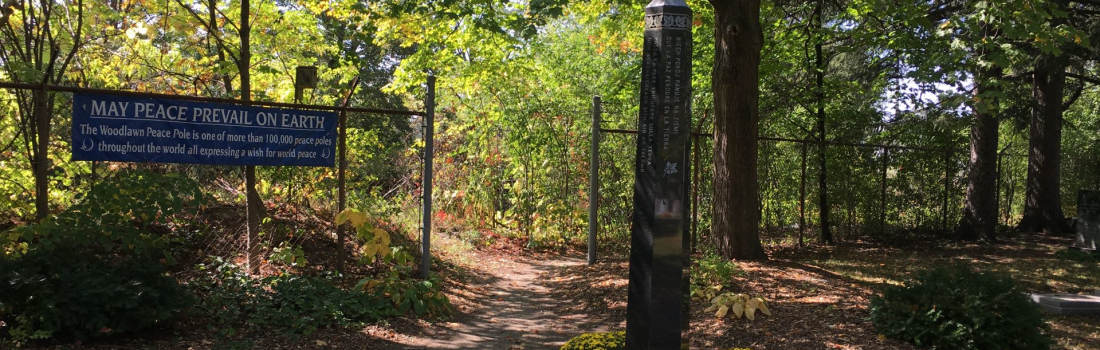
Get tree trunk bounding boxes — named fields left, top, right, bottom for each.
left=240, top=0, right=264, bottom=272
left=709, top=0, right=767, bottom=260
left=814, top=0, right=832, bottom=244
left=1019, top=55, right=1068, bottom=234
left=33, top=89, right=50, bottom=220
left=957, top=67, right=1002, bottom=241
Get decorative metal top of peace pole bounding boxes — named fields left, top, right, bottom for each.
left=626, top=0, right=692, bottom=349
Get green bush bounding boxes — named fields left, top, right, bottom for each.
left=869, top=264, right=1052, bottom=350
left=358, top=249, right=452, bottom=318
left=2, top=170, right=207, bottom=259
left=191, top=258, right=390, bottom=336
left=0, top=250, right=191, bottom=343
left=560, top=331, right=625, bottom=350
left=0, top=171, right=203, bottom=344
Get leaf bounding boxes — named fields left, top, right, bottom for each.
left=732, top=302, right=745, bottom=318
left=757, top=298, right=772, bottom=316
left=363, top=243, right=380, bottom=257
left=716, top=305, right=729, bottom=318
left=375, top=228, right=391, bottom=246
left=315, top=340, right=328, bottom=346
left=745, top=306, right=756, bottom=320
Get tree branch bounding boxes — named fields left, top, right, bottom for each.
left=174, top=0, right=239, bottom=64
left=1063, top=84, right=1085, bottom=110
left=1067, top=72, right=1100, bottom=85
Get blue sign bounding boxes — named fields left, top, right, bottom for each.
left=71, top=93, right=337, bottom=167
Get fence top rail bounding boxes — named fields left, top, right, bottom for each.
left=0, top=82, right=423, bottom=116
left=599, top=127, right=968, bottom=154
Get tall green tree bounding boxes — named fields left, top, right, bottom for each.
left=1018, top=0, right=1099, bottom=233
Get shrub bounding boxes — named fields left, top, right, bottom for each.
left=2, top=170, right=207, bottom=259
left=690, top=253, right=744, bottom=303
left=0, top=171, right=203, bottom=344
left=191, top=258, right=390, bottom=336
left=356, top=248, right=452, bottom=318
left=869, top=263, right=1052, bottom=350
left=560, top=331, right=625, bottom=350
left=0, top=250, right=191, bottom=343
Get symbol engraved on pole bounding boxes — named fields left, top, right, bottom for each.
left=626, top=0, right=692, bottom=349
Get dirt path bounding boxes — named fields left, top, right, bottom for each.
left=385, top=254, right=612, bottom=349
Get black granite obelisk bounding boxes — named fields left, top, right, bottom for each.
left=626, top=0, right=692, bottom=349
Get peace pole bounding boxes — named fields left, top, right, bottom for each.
left=626, top=0, right=692, bottom=348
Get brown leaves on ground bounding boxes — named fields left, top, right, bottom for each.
left=545, top=256, right=914, bottom=350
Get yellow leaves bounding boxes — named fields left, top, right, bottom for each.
left=939, top=20, right=951, bottom=29
left=716, top=304, right=729, bottom=318
left=335, top=208, right=369, bottom=228
left=337, top=208, right=391, bottom=262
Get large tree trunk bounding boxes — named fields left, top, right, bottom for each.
left=957, top=67, right=1002, bottom=241
left=710, top=0, right=767, bottom=260
left=1018, top=55, right=1068, bottom=234
left=814, top=0, right=832, bottom=244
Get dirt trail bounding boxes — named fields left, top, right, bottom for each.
left=387, top=254, right=611, bottom=349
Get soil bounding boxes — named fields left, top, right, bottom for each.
left=387, top=253, right=613, bottom=349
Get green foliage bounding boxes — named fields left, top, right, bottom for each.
left=0, top=250, right=191, bottom=343
left=869, top=264, right=1053, bottom=350
left=2, top=170, right=207, bottom=259
left=190, top=258, right=389, bottom=336
left=356, top=251, right=452, bottom=318
left=560, top=331, right=625, bottom=350
left=270, top=242, right=309, bottom=267
left=0, top=171, right=201, bottom=344
left=690, top=253, right=744, bottom=302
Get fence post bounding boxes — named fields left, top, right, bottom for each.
left=336, top=109, right=348, bottom=272
left=880, top=147, right=889, bottom=235
left=588, top=96, right=601, bottom=266
left=799, top=141, right=807, bottom=247
left=421, top=74, right=435, bottom=279
left=942, top=150, right=950, bottom=231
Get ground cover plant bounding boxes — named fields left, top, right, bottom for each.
left=870, top=263, right=1052, bottom=350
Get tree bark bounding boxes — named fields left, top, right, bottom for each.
left=240, top=0, right=264, bottom=272
left=957, top=67, right=1002, bottom=241
left=814, top=0, right=832, bottom=244
left=1018, top=55, right=1068, bottom=234
left=709, top=0, right=767, bottom=260
left=33, top=89, right=49, bottom=220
